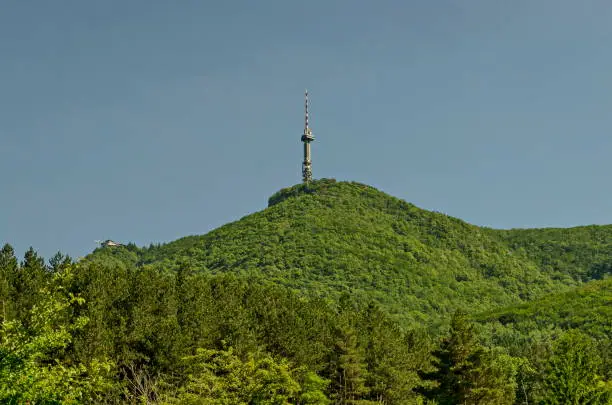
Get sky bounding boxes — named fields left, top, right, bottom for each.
left=1, top=0, right=612, bottom=260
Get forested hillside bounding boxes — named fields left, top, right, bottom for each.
left=0, top=179, right=610, bottom=403
left=129, top=179, right=610, bottom=328
left=493, top=225, right=612, bottom=283
left=477, top=277, right=611, bottom=339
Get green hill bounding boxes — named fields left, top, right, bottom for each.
left=473, top=278, right=612, bottom=383
left=5, top=179, right=612, bottom=402
left=493, top=226, right=612, bottom=283
left=92, top=179, right=612, bottom=328
left=476, top=277, right=612, bottom=339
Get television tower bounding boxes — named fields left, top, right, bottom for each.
left=301, top=90, right=315, bottom=183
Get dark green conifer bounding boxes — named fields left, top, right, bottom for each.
left=13, top=247, right=48, bottom=323
left=419, top=311, right=516, bottom=405
left=0, top=244, right=18, bottom=321
left=330, top=319, right=375, bottom=405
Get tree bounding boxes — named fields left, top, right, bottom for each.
left=298, top=370, right=331, bottom=405
left=419, top=311, right=516, bottom=405
left=13, top=247, right=49, bottom=323
left=0, top=244, right=18, bottom=321
left=0, top=267, right=114, bottom=404
left=48, top=251, right=72, bottom=273
left=330, top=322, right=374, bottom=404
left=165, top=347, right=302, bottom=404
left=542, top=330, right=612, bottom=404
left=67, top=258, right=133, bottom=366
left=361, top=303, right=425, bottom=404
left=463, top=349, right=517, bottom=404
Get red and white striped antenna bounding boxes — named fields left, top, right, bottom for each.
left=304, top=89, right=310, bottom=131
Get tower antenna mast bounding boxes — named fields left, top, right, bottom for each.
left=301, top=90, right=315, bottom=183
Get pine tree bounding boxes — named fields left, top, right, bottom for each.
left=330, top=321, right=375, bottom=405
left=0, top=244, right=18, bottom=321
left=361, top=303, right=424, bottom=404
left=13, top=247, right=48, bottom=323
left=48, top=251, right=71, bottom=273
left=419, top=311, right=516, bottom=405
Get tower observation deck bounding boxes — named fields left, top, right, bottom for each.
left=301, top=90, right=315, bottom=183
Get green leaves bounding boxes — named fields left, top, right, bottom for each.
left=164, top=348, right=304, bottom=404
left=542, top=330, right=612, bottom=405
left=476, top=278, right=612, bottom=340
left=0, top=267, right=114, bottom=404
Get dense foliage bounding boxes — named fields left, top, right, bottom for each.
left=476, top=277, right=612, bottom=339
left=133, top=180, right=610, bottom=328
left=0, top=180, right=610, bottom=403
left=493, top=226, right=612, bottom=283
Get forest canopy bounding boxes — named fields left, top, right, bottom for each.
left=1, top=180, right=610, bottom=403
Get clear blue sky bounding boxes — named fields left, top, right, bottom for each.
left=2, top=0, right=612, bottom=260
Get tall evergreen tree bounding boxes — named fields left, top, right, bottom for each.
left=0, top=244, right=18, bottom=273
left=419, top=311, right=516, bottom=405
left=361, top=303, right=424, bottom=404
left=0, top=244, right=18, bottom=321
left=330, top=320, right=374, bottom=405
left=13, top=247, right=48, bottom=323
left=48, top=251, right=72, bottom=273
left=68, top=258, right=134, bottom=366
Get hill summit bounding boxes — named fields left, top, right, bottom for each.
left=98, top=179, right=609, bottom=328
